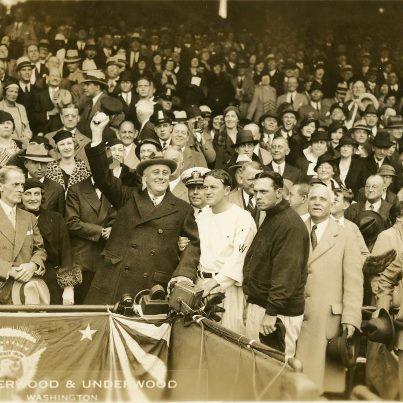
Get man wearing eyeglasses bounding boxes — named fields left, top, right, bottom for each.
left=345, top=174, right=396, bottom=228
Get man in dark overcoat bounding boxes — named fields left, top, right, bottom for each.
left=84, top=113, right=200, bottom=304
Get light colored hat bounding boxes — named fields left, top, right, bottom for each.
left=82, top=70, right=107, bottom=87
left=16, top=56, right=34, bottom=71
left=65, top=49, right=81, bottom=63
left=12, top=278, right=50, bottom=305
left=228, top=154, right=252, bottom=172
left=19, top=143, right=55, bottom=163
left=181, top=167, right=210, bottom=187
left=378, top=164, right=396, bottom=177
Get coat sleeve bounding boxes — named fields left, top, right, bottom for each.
left=56, top=213, right=74, bottom=269
left=65, top=185, right=103, bottom=242
left=372, top=230, right=401, bottom=310
left=266, top=224, right=310, bottom=315
left=30, top=216, right=47, bottom=270
left=85, top=142, right=135, bottom=209
left=246, top=87, right=259, bottom=121
left=172, top=206, right=200, bottom=282
left=341, top=229, right=364, bottom=329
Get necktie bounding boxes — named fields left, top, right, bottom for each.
left=311, top=225, right=318, bottom=250
left=162, top=141, right=167, bottom=149
left=316, top=103, right=320, bottom=111
left=369, top=204, right=374, bottom=211
left=151, top=196, right=159, bottom=207
left=276, top=164, right=282, bottom=175
left=8, top=209, right=15, bottom=229
left=24, top=85, right=28, bottom=94
left=125, top=93, right=130, bottom=105
left=246, top=194, right=256, bottom=217
left=290, top=93, right=294, bottom=104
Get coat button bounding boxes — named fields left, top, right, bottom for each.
left=124, top=266, right=129, bottom=271
left=131, top=243, right=137, bottom=248
left=143, top=273, right=149, bottom=278
left=138, top=225, right=143, bottom=229
left=158, top=229, right=163, bottom=234
left=150, top=250, right=155, bottom=255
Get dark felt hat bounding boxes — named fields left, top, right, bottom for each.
left=371, top=130, right=394, bottom=148
left=136, top=154, right=177, bottom=176
left=336, top=135, right=358, bottom=150
left=309, top=81, right=323, bottom=93
left=277, top=102, right=299, bottom=120
left=53, top=130, right=73, bottom=144
left=231, top=130, right=259, bottom=148
left=310, top=130, right=329, bottom=143
left=259, top=111, right=279, bottom=126
left=101, top=96, right=124, bottom=115
left=362, top=308, right=395, bottom=351
left=120, top=70, right=134, bottom=82
left=106, top=138, right=124, bottom=148
left=0, top=110, right=14, bottom=125
left=327, top=328, right=360, bottom=368
left=358, top=210, right=385, bottom=247
left=134, top=138, right=162, bottom=160
left=186, top=105, right=202, bottom=120
left=364, top=103, right=379, bottom=116
left=314, top=153, right=337, bottom=172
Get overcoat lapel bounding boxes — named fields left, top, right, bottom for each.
left=134, top=191, right=178, bottom=225
left=13, top=209, right=28, bottom=260
left=0, top=206, right=15, bottom=245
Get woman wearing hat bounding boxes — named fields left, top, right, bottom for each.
left=0, top=81, right=32, bottom=145
left=349, top=123, right=372, bottom=158
left=295, top=130, right=329, bottom=180
left=313, top=154, right=342, bottom=190
left=0, top=111, right=24, bottom=167
left=132, top=57, right=151, bottom=83
left=334, top=136, right=368, bottom=194
left=288, top=116, right=318, bottom=165
left=160, top=57, right=178, bottom=90
left=21, top=178, right=80, bottom=304
left=212, top=106, right=241, bottom=169
left=45, top=130, right=90, bottom=192
left=328, top=122, right=347, bottom=155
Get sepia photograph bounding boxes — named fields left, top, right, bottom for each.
left=0, top=0, right=401, bottom=401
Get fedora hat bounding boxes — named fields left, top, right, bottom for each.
left=259, top=111, right=279, bottom=126
left=330, top=101, right=348, bottom=116
left=362, top=308, right=395, bottom=351
left=327, top=327, right=361, bottom=368
left=231, top=130, right=259, bottom=148
left=357, top=92, right=379, bottom=111
left=186, top=105, right=202, bottom=120
left=134, top=138, right=162, bottom=160
left=19, top=143, right=55, bottom=163
left=23, top=178, right=44, bottom=192
left=136, top=154, right=177, bottom=177
left=100, top=96, right=123, bottom=116
left=358, top=210, right=385, bottom=249
left=173, top=110, right=187, bottom=123
left=64, top=49, right=81, bottom=64
left=277, top=102, right=299, bottom=120
left=82, top=70, right=108, bottom=88
left=336, top=135, right=358, bottom=150
left=347, top=123, right=372, bottom=135
left=120, top=70, right=134, bottom=82
left=371, top=130, right=394, bottom=148
left=363, top=103, right=379, bottom=116
left=328, top=121, right=347, bottom=135
left=386, top=115, right=403, bottom=129
left=228, top=154, right=253, bottom=172
left=12, top=278, right=50, bottom=305
left=378, top=164, right=396, bottom=177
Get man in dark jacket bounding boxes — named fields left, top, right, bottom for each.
left=243, top=171, right=310, bottom=357
left=83, top=113, right=200, bottom=304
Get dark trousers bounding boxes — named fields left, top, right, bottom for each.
left=75, top=271, right=95, bottom=304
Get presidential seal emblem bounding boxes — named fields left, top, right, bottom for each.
left=0, top=328, right=46, bottom=391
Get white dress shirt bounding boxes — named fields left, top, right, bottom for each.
left=310, top=217, right=330, bottom=244
left=0, top=199, right=16, bottom=228
left=365, top=199, right=382, bottom=212
left=242, top=190, right=255, bottom=208
left=272, top=161, right=285, bottom=176
left=147, top=190, right=165, bottom=206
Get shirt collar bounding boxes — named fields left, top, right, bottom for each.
left=0, top=199, right=16, bottom=217
left=365, top=199, right=382, bottom=211
left=91, top=92, right=103, bottom=105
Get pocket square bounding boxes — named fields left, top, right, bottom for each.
left=26, top=229, right=33, bottom=236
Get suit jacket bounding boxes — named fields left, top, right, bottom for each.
left=298, top=102, right=331, bottom=126
left=38, top=209, right=73, bottom=304
left=182, top=146, right=207, bottom=172
left=77, top=92, right=109, bottom=138
left=267, top=70, right=284, bottom=95
left=32, top=87, right=63, bottom=135
left=0, top=206, right=46, bottom=290
left=45, top=128, right=91, bottom=169
left=5, top=22, right=37, bottom=46
left=16, top=83, right=40, bottom=124
left=122, top=143, right=140, bottom=169
left=336, top=156, right=369, bottom=195
left=84, top=142, right=200, bottom=303
left=137, top=120, right=158, bottom=143
left=363, top=154, right=402, bottom=193
left=228, top=187, right=265, bottom=226
left=118, top=90, right=137, bottom=123
left=276, top=92, right=309, bottom=111
left=266, top=161, right=303, bottom=184
left=231, top=74, right=255, bottom=118
left=344, top=200, right=394, bottom=228
left=65, top=178, right=116, bottom=273
left=171, top=180, right=190, bottom=203
left=374, top=220, right=403, bottom=349
left=246, top=85, right=277, bottom=123
left=42, top=177, right=65, bottom=215
left=296, top=218, right=363, bottom=393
